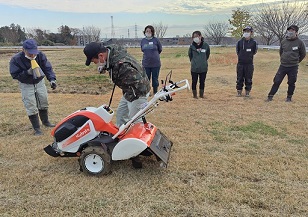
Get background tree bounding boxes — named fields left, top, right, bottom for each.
left=254, top=1, right=308, bottom=43
left=182, top=33, right=191, bottom=38
left=81, top=26, right=101, bottom=42
left=26, top=28, right=49, bottom=45
left=0, top=26, right=17, bottom=44
left=46, top=32, right=61, bottom=44
left=254, top=25, right=278, bottom=45
left=204, top=22, right=229, bottom=45
left=228, top=8, right=252, bottom=38
left=152, top=22, right=168, bottom=38
left=0, top=23, right=26, bottom=44
left=58, top=25, right=74, bottom=45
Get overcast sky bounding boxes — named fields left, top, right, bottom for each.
left=0, top=0, right=303, bottom=38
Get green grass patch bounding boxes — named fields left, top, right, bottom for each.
left=175, top=53, right=187, bottom=58
left=287, top=139, right=306, bottom=145
left=231, top=121, right=282, bottom=136
left=208, top=121, right=286, bottom=142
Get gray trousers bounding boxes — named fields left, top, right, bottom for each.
left=116, top=95, right=148, bottom=127
left=19, top=79, right=49, bottom=116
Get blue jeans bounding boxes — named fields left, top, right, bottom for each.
left=144, top=67, right=160, bottom=88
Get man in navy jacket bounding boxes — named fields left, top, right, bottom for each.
left=236, top=26, right=258, bottom=97
left=10, top=39, right=57, bottom=135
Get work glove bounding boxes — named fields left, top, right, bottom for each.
left=50, top=80, right=57, bottom=90
left=27, top=68, right=33, bottom=75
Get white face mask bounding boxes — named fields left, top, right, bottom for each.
left=286, top=31, right=296, bottom=38
left=193, top=37, right=200, bottom=44
left=243, top=32, right=251, bottom=38
left=97, top=59, right=106, bottom=74
left=25, top=54, right=37, bottom=60
left=145, top=33, right=152, bottom=38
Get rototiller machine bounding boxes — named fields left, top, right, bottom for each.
left=44, top=72, right=189, bottom=176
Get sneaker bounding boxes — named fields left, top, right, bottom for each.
left=245, top=90, right=250, bottom=97
left=236, top=90, right=242, bottom=97
left=285, top=97, right=292, bottom=102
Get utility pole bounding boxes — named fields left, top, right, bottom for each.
left=111, top=16, right=115, bottom=38
left=135, top=24, right=138, bottom=39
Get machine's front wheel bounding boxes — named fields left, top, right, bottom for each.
left=79, top=146, right=111, bottom=176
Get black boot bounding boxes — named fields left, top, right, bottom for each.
left=153, top=86, right=158, bottom=94
left=131, top=156, right=142, bottom=169
left=39, top=109, right=55, bottom=127
left=192, top=90, right=198, bottom=99
left=199, top=89, right=204, bottom=98
left=29, top=114, right=43, bottom=136
left=266, top=95, right=273, bottom=102
left=285, top=95, right=292, bottom=102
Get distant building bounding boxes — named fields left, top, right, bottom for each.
left=76, top=34, right=97, bottom=46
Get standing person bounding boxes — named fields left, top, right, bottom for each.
left=141, top=25, right=162, bottom=95
left=9, top=39, right=57, bottom=136
left=84, top=42, right=150, bottom=169
left=267, top=25, right=306, bottom=102
left=188, top=30, right=210, bottom=99
left=236, top=26, right=258, bottom=97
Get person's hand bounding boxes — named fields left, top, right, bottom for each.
left=27, top=68, right=33, bottom=75
left=50, top=80, right=57, bottom=90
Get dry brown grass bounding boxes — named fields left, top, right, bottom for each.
left=0, top=46, right=307, bottom=217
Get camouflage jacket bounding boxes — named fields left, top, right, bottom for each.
left=106, top=44, right=150, bottom=102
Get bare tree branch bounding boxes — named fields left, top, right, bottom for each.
left=254, top=1, right=308, bottom=43
left=152, top=22, right=168, bottom=38
left=204, top=22, right=229, bottom=45
left=82, top=26, right=101, bottom=42
left=26, top=27, right=48, bottom=44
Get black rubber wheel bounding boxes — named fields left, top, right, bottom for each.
left=79, top=146, right=111, bottom=176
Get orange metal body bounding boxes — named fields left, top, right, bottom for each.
left=121, top=122, right=157, bottom=147
left=51, top=110, right=119, bottom=137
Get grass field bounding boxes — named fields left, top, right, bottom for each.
left=0, top=46, right=307, bottom=216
